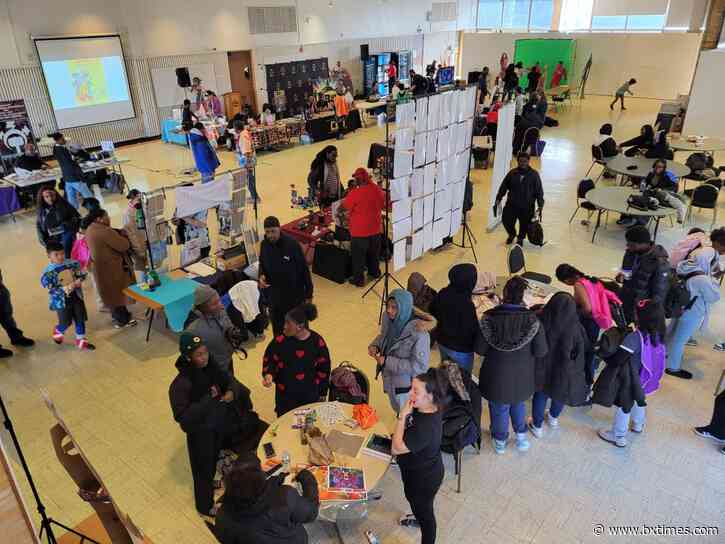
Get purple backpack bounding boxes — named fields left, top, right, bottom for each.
left=639, top=332, right=665, bottom=395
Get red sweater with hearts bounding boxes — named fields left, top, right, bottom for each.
left=263, top=331, right=331, bottom=406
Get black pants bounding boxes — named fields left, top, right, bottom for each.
left=610, top=94, right=625, bottom=109
left=704, top=389, right=725, bottom=440
left=351, top=235, right=381, bottom=282
left=111, top=305, right=132, bottom=325
left=502, top=205, right=533, bottom=242
left=0, top=284, right=23, bottom=344
left=401, top=462, right=444, bottom=544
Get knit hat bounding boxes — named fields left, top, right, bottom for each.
left=179, top=332, right=203, bottom=355
left=625, top=225, right=652, bottom=244
left=352, top=167, right=371, bottom=185
left=194, top=284, right=218, bottom=308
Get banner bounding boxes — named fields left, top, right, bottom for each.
left=0, top=100, right=35, bottom=156
left=265, top=57, right=329, bottom=116
left=487, top=103, right=516, bottom=232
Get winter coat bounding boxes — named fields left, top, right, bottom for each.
left=430, top=263, right=481, bottom=353
left=476, top=304, right=548, bottom=404
left=186, top=311, right=236, bottom=376
left=620, top=245, right=670, bottom=318
left=85, top=222, right=134, bottom=308
left=259, top=233, right=314, bottom=311
left=214, top=471, right=319, bottom=544
left=535, top=321, right=590, bottom=407
left=189, top=129, right=220, bottom=175
left=36, top=198, right=80, bottom=246
left=592, top=346, right=646, bottom=413
left=496, top=167, right=545, bottom=212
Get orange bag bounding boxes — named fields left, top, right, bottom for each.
left=353, top=404, right=378, bottom=430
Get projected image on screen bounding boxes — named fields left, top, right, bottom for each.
left=36, top=36, right=135, bottom=129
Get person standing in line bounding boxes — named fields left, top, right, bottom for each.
left=495, top=152, right=544, bottom=246
left=341, top=168, right=385, bottom=287
left=36, top=186, right=80, bottom=258
left=233, top=119, right=259, bottom=203
left=387, top=60, right=398, bottom=94
left=259, top=216, right=313, bottom=337
left=122, top=189, right=148, bottom=283
left=52, top=132, right=93, bottom=210
left=610, top=78, right=637, bottom=111
left=0, top=269, right=35, bottom=358
left=529, top=293, right=589, bottom=438
left=392, top=368, right=448, bottom=544
left=186, top=284, right=238, bottom=377
left=189, top=122, right=220, bottom=183
left=476, top=277, right=548, bottom=454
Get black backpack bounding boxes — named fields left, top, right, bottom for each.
left=685, top=152, right=713, bottom=173
left=664, top=271, right=704, bottom=319
left=527, top=218, right=545, bottom=246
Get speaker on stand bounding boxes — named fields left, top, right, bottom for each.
left=360, top=44, right=369, bottom=61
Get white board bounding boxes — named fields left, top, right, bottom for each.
left=151, top=63, right=218, bottom=108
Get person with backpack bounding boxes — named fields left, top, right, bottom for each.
left=596, top=299, right=666, bottom=448
left=495, top=152, right=544, bottom=247
left=665, top=247, right=721, bottom=380
left=669, top=228, right=711, bottom=268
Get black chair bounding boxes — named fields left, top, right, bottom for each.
left=327, top=361, right=370, bottom=405
left=686, top=182, right=720, bottom=229
left=684, top=177, right=722, bottom=198
left=569, top=178, right=597, bottom=224
left=585, top=145, right=607, bottom=183
left=507, top=244, right=552, bottom=284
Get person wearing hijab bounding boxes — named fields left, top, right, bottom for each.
left=369, top=289, right=435, bottom=414
left=429, top=263, right=481, bottom=372
left=307, top=146, right=342, bottom=207
left=406, top=272, right=437, bottom=313
left=665, top=247, right=721, bottom=380
left=529, top=293, right=589, bottom=438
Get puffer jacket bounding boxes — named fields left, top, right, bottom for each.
left=592, top=346, right=646, bottom=413
left=621, top=245, right=670, bottom=311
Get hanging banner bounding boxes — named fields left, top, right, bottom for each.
left=0, top=100, right=35, bottom=156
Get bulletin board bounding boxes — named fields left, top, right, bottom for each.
left=514, top=39, right=576, bottom=90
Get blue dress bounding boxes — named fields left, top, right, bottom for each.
left=189, top=130, right=220, bottom=176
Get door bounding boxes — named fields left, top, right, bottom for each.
left=228, top=51, right=257, bottom=114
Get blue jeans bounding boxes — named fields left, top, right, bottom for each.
left=64, top=180, right=92, bottom=209
left=57, top=319, right=85, bottom=337
left=438, top=344, right=474, bottom=373
left=666, top=308, right=704, bottom=371
left=488, top=400, right=527, bottom=441
left=61, top=229, right=76, bottom=259
left=531, top=392, right=565, bottom=427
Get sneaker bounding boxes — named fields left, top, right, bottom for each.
left=693, top=427, right=725, bottom=444
left=713, top=342, right=725, bottom=352
left=515, top=432, right=530, bottom=452
left=52, top=329, right=64, bottom=344
left=0, top=347, right=13, bottom=358
left=685, top=338, right=698, bottom=347
left=492, top=437, right=507, bottom=455
left=630, top=423, right=644, bottom=433
left=665, top=368, right=693, bottom=380
left=598, top=429, right=627, bottom=448
left=528, top=421, right=543, bottom=439
left=399, top=514, right=419, bottom=528
left=505, top=235, right=515, bottom=245
left=547, top=414, right=560, bottom=428
left=76, top=338, right=96, bottom=351
left=113, top=319, right=138, bottom=329
left=11, top=336, right=35, bottom=347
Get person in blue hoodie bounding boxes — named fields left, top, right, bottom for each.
left=189, top=122, right=221, bottom=183
left=41, top=241, right=95, bottom=351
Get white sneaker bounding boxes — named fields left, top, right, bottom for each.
left=528, top=421, right=544, bottom=439
left=492, top=437, right=507, bottom=455
left=630, top=423, right=644, bottom=433
left=598, top=429, right=627, bottom=448
left=547, top=414, right=560, bottom=428
left=515, top=432, right=530, bottom=452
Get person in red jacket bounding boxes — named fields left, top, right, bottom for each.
left=387, top=61, right=398, bottom=94
left=342, top=168, right=385, bottom=287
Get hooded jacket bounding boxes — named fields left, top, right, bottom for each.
left=214, top=471, right=319, bottom=544
left=476, top=304, right=548, bottom=404
left=430, top=264, right=482, bottom=353
left=621, top=244, right=670, bottom=310
left=496, top=166, right=544, bottom=212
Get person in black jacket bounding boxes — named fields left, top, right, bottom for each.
left=476, top=277, right=548, bottom=454
left=594, top=123, right=619, bottom=158
left=620, top=124, right=655, bottom=157
left=36, top=186, right=80, bottom=258
left=214, top=457, right=319, bottom=544
left=51, top=132, right=92, bottom=210
left=617, top=226, right=671, bottom=324
left=169, top=333, right=267, bottom=516
left=15, top=142, right=49, bottom=172
left=259, top=216, right=314, bottom=336
left=430, top=263, right=481, bottom=373
left=495, top=152, right=544, bottom=246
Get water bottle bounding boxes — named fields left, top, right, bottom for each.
left=135, top=204, right=145, bottom=230
left=639, top=180, right=646, bottom=193
left=281, top=451, right=291, bottom=473
left=290, top=185, right=298, bottom=207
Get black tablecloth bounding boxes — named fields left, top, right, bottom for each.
left=306, top=110, right=362, bottom=142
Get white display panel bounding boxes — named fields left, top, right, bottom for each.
left=35, top=36, right=135, bottom=129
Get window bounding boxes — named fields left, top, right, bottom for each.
left=476, top=0, right=553, bottom=31
left=591, top=15, right=626, bottom=30
left=567, top=0, right=668, bottom=32
left=625, top=14, right=665, bottom=30
left=477, top=0, right=503, bottom=28
left=529, top=0, right=553, bottom=30
left=502, top=0, right=530, bottom=29
left=559, top=0, right=594, bottom=31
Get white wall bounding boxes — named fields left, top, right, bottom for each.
left=460, top=31, right=702, bottom=100
left=682, top=49, right=725, bottom=138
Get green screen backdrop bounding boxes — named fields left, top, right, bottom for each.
left=514, top=38, right=576, bottom=90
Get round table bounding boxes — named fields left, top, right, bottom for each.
left=585, top=187, right=678, bottom=243
left=668, top=137, right=725, bottom=154
left=257, top=401, right=391, bottom=527
left=603, top=155, right=690, bottom=180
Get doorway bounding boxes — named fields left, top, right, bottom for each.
left=228, top=50, right=257, bottom=115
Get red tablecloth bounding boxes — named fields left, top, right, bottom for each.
left=282, top=210, right=334, bottom=264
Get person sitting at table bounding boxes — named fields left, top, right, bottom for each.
left=307, top=145, right=342, bottom=206
left=170, top=333, right=267, bottom=517
left=594, top=123, right=619, bottom=159
left=620, top=124, right=655, bottom=157
left=189, top=122, right=220, bottom=184
left=645, top=129, right=673, bottom=160
left=15, top=142, right=49, bottom=172
left=36, top=186, right=80, bottom=258
left=642, top=159, right=688, bottom=223
left=214, top=454, right=319, bottom=543
left=52, top=132, right=93, bottom=210
left=205, top=90, right=223, bottom=118
left=262, top=303, right=331, bottom=417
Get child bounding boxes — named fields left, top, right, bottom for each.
left=610, top=78, right=637, bottom=111
left=41, top=241, right=95, bottom=351
left=595, top=299, right=665, bottom=447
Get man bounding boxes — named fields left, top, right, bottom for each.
left=0, top=269, right=35, bottom=358
left=387, top=60, right=397, bottom=94
left=617, top=226, right=670, bottom=324
left=259, top=216, right=313, bottom=336
left=409, top=69, right=428, bottom=97
left=186, top=285, right=237, bottom=376
left=52, top=132, right=92, bottom=210
left=342, top=168, right=385, bottom=287
left=181, top=99, right=198, bottom=130
left=495, top=152, right=544, bottom=246
left=15, top=142, right=49, bottom=172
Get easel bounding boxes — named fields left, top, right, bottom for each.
left=453, top=89, right=479, bottom=263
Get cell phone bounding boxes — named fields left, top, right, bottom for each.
left=263, top=442, right=276, bottom=459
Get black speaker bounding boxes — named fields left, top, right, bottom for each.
left=176, top=67, right=191, bottom=88
left=360, top=44, right=369, bottom=61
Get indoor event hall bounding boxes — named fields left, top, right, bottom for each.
left=0, top=1, right=724, bottom=543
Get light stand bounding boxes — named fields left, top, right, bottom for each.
left=453, top=89, right=479, bottom=263
left=362, top=100, right=403, bottom=324
left=0, top=394, right=100, bottom=544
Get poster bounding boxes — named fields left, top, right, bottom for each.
left=265, top=58, right=329, bottom=116
left=0, top=100, right=35, bottom=156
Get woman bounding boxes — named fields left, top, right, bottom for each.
left=84, top=208, right=136, bottom=328
left=307, top=146, right=342, bottom=206
left=550, top=61, right=566, bottom=88
left=205, top=90, right=223, bottom=118
left=665, top=247, right=721, bottom=380
left=122, top=189, right=147, bottom=282
left=530, top=293, right=589, bottom=438
left=36, top=186, right=80, bottom=258
left=189, top=122, right=221, bottom=183
left=594, top=123, right=619, bottom=158
left=262, top=303, right=331, bottom=416
left=369, top=289, right=435, bottom=414
left=693, top=389, right=725, bottom=456
left=476, top=277, right=548, bottom=454
left=392, top=368, right=448, bottom=544
left=215, top=459, right=319, bottom=543
left=407, top=272, right=437, bottom=313
left=429, top=263, right=480, bottom=373
left=620, top=124, right=655, bottom=157
left=643, top=159, right=688, bottom=223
